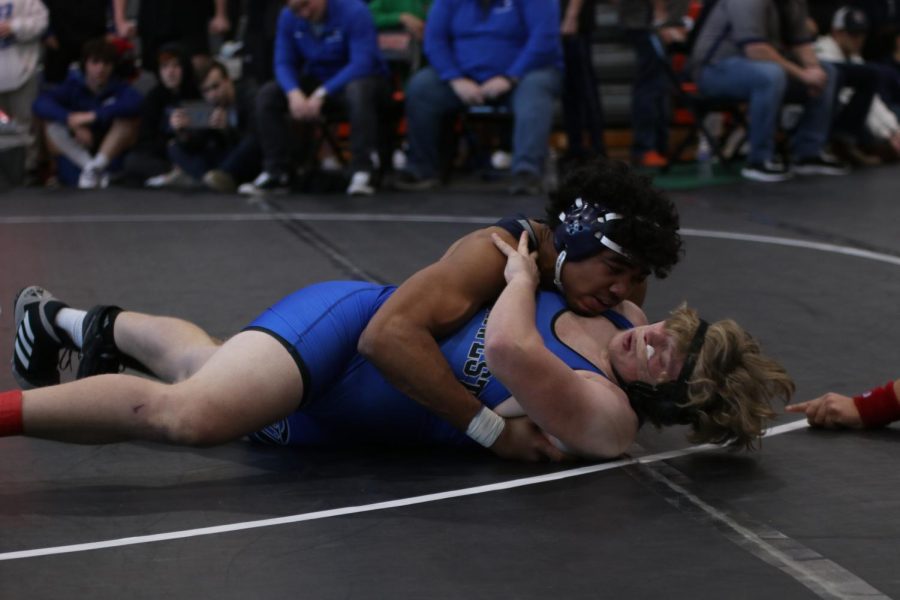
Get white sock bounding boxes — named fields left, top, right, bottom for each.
left=91, top=152, right=110, bottom=171
left=55, top=308, right=87, bottom=349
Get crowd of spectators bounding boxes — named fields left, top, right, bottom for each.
left=1, top=0, right=900, bottom=192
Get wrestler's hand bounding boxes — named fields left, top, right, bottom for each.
left=491, top=231, right=539, bottom=288
left=490, top=416, right=568, bottom=462
left=785, top=393, right=863, bottom=429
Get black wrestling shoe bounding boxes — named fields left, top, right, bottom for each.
left=12, top=286, right=70, bottom=389
left=76, top=305, right=125, bottom=379
left=793, top=152, right=851, bottom=176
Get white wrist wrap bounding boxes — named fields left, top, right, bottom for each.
left=466, top=407, right=505, bottom=447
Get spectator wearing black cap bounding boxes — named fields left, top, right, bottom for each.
left=815, top=6, right=900, bottom=162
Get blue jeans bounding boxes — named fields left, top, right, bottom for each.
left=697, top=57, right=838, bottom=164
left=404, top=66, right=562, bottom=177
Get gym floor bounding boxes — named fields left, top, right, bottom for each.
left=0, top=167, right=898, bottom=599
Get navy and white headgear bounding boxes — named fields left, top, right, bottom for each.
left=552, top=198, right=632, bottom=293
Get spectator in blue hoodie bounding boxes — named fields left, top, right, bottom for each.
left=241, top=0, right=393, bottom=197
left=395, top=0, right=563, bottom=195
left=32, top=38, right=142, bottom=188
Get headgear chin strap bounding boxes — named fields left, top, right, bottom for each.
left=616, top=320, right=709, bottom=426
left=553, top=198, right=632, bottom=293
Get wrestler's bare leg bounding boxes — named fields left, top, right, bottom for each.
left=113, top=311, right=223, bottom=383
left=22, top=331, right=303, bottom=446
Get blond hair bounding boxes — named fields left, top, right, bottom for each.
left=664, top=305, right=795, bottom=450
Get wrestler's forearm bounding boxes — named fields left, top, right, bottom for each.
left=484, top=278, right=541, bottom=368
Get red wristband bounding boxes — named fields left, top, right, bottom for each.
left=853, top=382, right=900, bottom=428
left=0, top=389, right=24, bottom=436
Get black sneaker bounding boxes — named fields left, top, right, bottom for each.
left=76, top=305, right=124, bottom=379
left=12, top=286, right=70, bottom=389
left=741, top=160, right=793, bottom=183
left=393, top=170, right=439, bottom=191
left=793, top=152, right=851, bottom=176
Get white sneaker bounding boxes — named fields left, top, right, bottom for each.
left=320, top=156, right=342, bottom=172
left=491, top=150, right=512, bottom=170
left=145, top=169, right=187, bottom=188
left=346, top=171, right=374, bottom=196
left=78, top=166, right=101, bottom=189
left=239, top=171, right=290, bottom=195
left=392, top=149, right=407, bottom=171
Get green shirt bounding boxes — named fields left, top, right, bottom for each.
left=367, top=0, right=429, bottom=30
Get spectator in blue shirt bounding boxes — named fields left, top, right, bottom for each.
left=242, top=0, right=393, bottom=197
left=32, top=38, right=142, bottom=188
left=395, top=0, right=563, bottom=195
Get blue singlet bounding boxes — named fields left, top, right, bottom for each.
left=244, top=281, right=634, bottom=447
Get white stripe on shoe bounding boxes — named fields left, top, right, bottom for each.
left=14, top=337, right=30, bottom=369
left=16, top=326, right=32, bottom=356
left=23, top=312, right=35, bottom=344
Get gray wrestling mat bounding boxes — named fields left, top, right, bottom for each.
left=1, top=168, right=899, bottom=599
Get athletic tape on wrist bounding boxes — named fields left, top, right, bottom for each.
left=853, top=382, right=900, bottom=428
left=466, top=406, right=505, bottom=447
left=0, top=390, right=24, bottom=436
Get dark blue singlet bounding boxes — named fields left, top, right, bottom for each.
left=245, top=281, right=634, bottom=447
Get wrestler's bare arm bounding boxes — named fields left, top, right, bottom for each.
left=358, top=227, right=565, bottom=461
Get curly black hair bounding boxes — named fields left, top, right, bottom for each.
left=546, top=158, right=683, bottom=278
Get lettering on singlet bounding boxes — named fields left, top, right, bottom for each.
left=460, top=309, right=492, bottom=396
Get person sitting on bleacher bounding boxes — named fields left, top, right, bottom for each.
left=394, top=0, right=563, bottom=195
left=32, top=38, right=142, bottom=189
left=815, top=7, right=900, bottom=164
left=121, top=43, right=201, bottom=187
left=690, top=0, right=849, bottom=183
left=163, top=61, right=261, bottom=194
left=241, top=0, right=393, bottom=197
left=0, top=0, right=48, bottom=181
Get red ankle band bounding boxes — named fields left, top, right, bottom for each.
left=853, top=382, right=900, bottom=428
left=0, top=390, right=24, bottom=436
